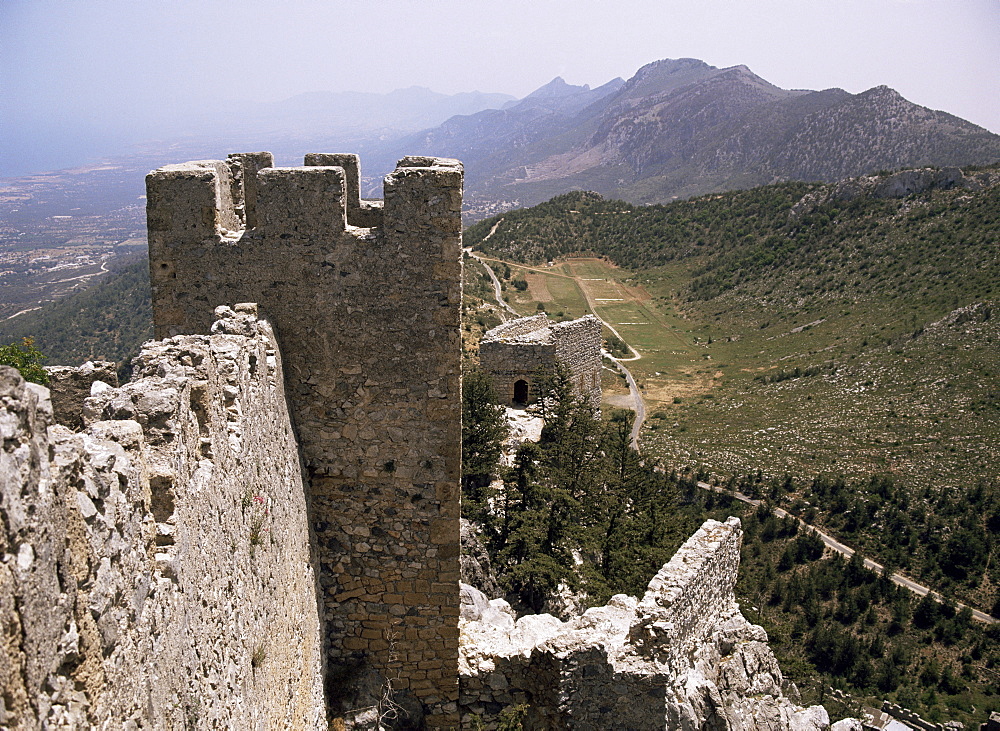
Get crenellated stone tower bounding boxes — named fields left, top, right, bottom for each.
left=146, top=152, right=463, bottom=726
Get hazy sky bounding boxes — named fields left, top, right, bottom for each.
left=1, top=0, right=998, bottom=174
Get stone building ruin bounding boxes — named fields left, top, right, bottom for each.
left=478, top=314, right=602, bottom=409
left=459, top=518, right=831, bottom=729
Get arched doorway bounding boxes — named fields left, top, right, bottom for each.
left=513, top=379, right=529, bottom=404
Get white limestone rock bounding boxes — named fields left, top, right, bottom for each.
left=790, top=705, right=832, bottom=730
left=460, top=582, right=491, bottom=621
left=459, top=517, right=840, bottom=729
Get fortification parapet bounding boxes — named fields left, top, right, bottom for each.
left=304, top=152, right=383, bottom=228
left=146, top=160, right=240, bottom=240
left=146, top=152, right=464, bottom=727
left=227, top=151, right=274, bottom=228
left=629, top=517, right=743, bottom=675
left=45, top=360, right=118, bottom=429
left=258, top=166, right=347, bottom=233
left=482, top=313, right=551, bottom=343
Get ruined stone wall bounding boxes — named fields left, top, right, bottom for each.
left=146, top=153, right=464, bottom=726
left=483, top=314, right=550, bottom=341
left=457, top=518, right=829, bottom=730
left=303, top=153, right=384, bottom=228
left=880, top=701, right=949, bottom=731
left=478, top=339, right=556, bottom=405
left=0, top=307, right=325, bottom=729
left=479, top=314, right=602, bottom=408
left=629, top=516, right=743, bottom=677
left=45, top=360, right=118, bottom=430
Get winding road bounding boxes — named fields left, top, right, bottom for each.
left=467, top=220, right=519, bottom=320
left=468, top=249, right=519, bottom=320
left=697, top=481, right=997, bottom=625
left=604, top=354, right=645, bottom=449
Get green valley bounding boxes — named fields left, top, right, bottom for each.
left=464, top=167, right=1000, bottom=609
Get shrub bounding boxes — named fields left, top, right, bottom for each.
left=0, top=337, right=49, bottom=385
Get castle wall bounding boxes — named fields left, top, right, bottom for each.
left=483, top=313, right=551, bottom=341
left=478, top=340, right=557, bottom=404
left=629, top=516, right=744, bottom=677
left=0, top=307, right=325, bottom=729
left=551, top=315, right=602, bottom=410
left=146, top=153, right=464, bottom=726
left=304, top=152, right=384, bottom=228
left=44, top=360, right=118, bottom=430
left=458, top=518, right=757, bottom=730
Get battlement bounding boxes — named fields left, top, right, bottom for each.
left=147, top=154, right=459, bottom=278
left=147, top=152, right=464, bottom=727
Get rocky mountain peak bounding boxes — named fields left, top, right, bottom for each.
left=859, top=84, right=906, bottom=102
left=633, top=56, right=714, bottom=79
left=525, top=76, right=592, bottom=99
left=383, top=56, right=1000, bottom=212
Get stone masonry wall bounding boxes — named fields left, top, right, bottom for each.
left=45, top=361, right=118, bottom=430
left=146, top=153, right=464, bottom=726
left=457, top=518, right=828, bottom=730
left=478, top=337, right=556, bottom=406
left=552, top=315, right=602, bottom=410
left=629, top=516, right=744, bottom=678
left=479, top=314, right=602, bottom=408
left=483, top=314, right=550, bottom=342
left=0, top=307, right=325, bottom=729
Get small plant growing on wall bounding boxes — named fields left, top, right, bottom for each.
left=246, top=492, right=270, bottom=557
left=251, top=643, right=266, bottom=670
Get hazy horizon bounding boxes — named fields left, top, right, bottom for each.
left=2, top=0, right=998, bottom=177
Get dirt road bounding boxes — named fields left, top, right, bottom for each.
left=697, top=481, right=997, bottom=624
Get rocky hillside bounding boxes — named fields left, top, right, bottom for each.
left=392, top=58, right=1000, bottom=212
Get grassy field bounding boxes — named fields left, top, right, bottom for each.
left=481, top=256, right=719, bottom=413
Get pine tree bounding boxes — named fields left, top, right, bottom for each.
left=461, top=369, right=509, bottom=519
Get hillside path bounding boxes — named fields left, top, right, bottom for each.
left=605, top=354, right=644, bottom=449
left=467, top=221, right=519, bottom=320
left=696, top=481, right=997, bottom=625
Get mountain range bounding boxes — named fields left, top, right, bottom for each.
left=3, top=56, right=1000, bottom=236
left=374, top=57, right=1000, bottom=211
